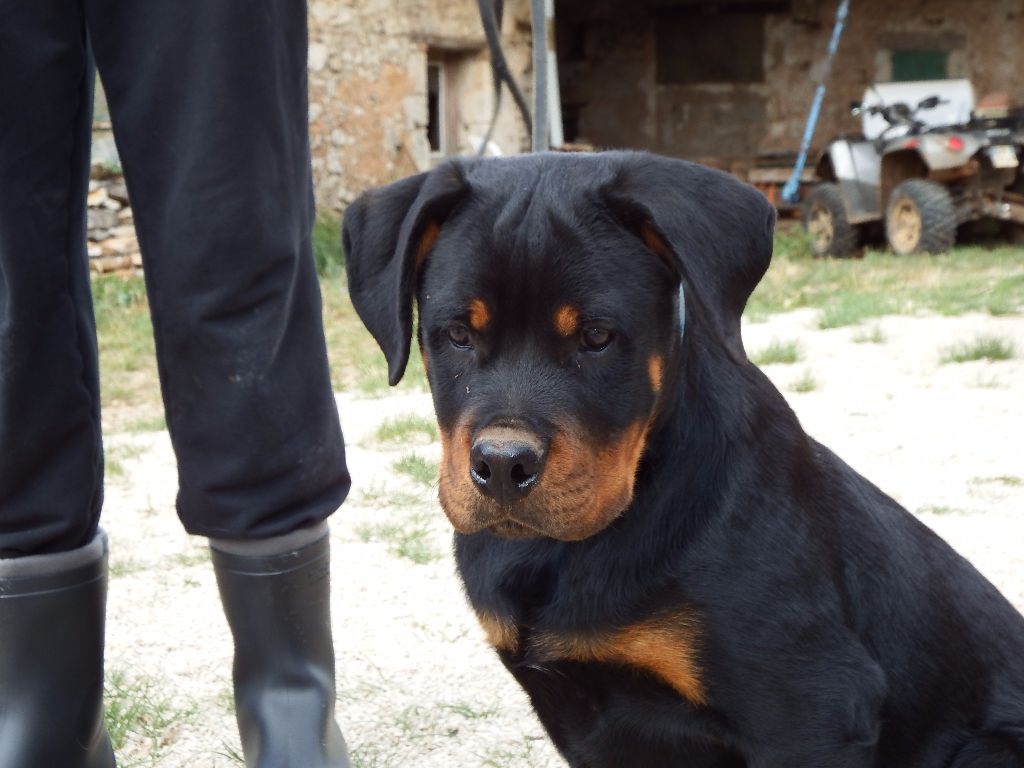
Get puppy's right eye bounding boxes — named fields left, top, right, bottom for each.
left=446, top=324, right=473, bottom=349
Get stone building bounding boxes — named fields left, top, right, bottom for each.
left=555, top=0, right=1024, bottom=170
left=281, top=0, right=1024, bottom=210
left=307, top=0, right=534, bottom=210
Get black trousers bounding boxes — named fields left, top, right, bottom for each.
left=0, top=0, right=350, bottom=556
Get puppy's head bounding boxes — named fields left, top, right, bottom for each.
left=344, top=152, right=774, bottom=541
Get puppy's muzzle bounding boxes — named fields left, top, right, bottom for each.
left=469, top=427, right=546, bottom=505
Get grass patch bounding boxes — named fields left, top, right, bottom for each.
left=852, top=325, right=886, bottom=344
left=393, top=454, right=438, bottom=486
left=91, top=262, right=426, bottom=419
left=124, top=415, right=166, bottom=433
left=320, top=271, right=428, bottom=396
left=105, top=442, right=145, bottom=479
left=374, top=414, right=439, bottom=445
left=971, top=475, right=1023, bottom=488
left=313, top=211, right=344, bottom=276
left=817, top=294, right=896, bottom=329
left=789, top=369, right=818, bottom=393
left=750, top=338, right=801, bottom=365
left=748, top=234, right=1024, bottom=324
left=970, top=372, right=1007, bottom=389
left=939, top=336, right=1015, bottom=364
left=90, top=233, right=1023, bottom=414
left=916, top=504, right=963, bottom=516
left=355, top=483, right=426, bottom=510
left=478, top=738, right=550, bottom=768
left=355, top=511, right=441, bottom=564
left=108, top=557, right=147, bottom=579
left=168, top=548, right=211, bottom=568
left=92, top=275, right=159, bottom=412
left=442, top=701, right=499, bottom=720
left=104, top=668, right=196, bottom=765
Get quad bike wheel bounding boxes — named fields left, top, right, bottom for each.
left=802, top=183, right=860, bottom=257
left=885, top=180, right=957, bottom=255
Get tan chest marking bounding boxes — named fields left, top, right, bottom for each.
left=531, top=615, right=706, bottom=706
left=476, top=611, right=521, bottom=654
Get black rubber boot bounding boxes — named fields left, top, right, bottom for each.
left=211, top=530, right=351, bottom=768
left=0, top=531, right=116, bottom=768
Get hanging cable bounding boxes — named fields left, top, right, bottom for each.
left=530, top=0, right=548, bottom=152
left=476, top=0, right=532, bottom=154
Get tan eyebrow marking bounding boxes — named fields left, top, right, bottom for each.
left=554, top=304, right=580, bottom=337
left=468, top=298, right=491, bottom=332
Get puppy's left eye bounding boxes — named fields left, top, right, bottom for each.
left=447, top=323, right=473, bottom=349
left=580, top=326, right=613, bottom=352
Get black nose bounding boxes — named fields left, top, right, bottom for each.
left=470, top=436, right=542, bottom=504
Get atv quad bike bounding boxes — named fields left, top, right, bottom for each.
left=804, top=79, right=1024, bottom=257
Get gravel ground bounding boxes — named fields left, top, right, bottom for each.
left=101, top=310, right=1024, bottom=767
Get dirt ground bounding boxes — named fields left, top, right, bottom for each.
left=101, top=309, right=1024, bottom=767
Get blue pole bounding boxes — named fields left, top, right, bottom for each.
left=781, top=0, right=850, bottom=204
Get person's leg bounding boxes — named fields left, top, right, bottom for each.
left=86, top=2, right=350, bottom=765
left=0, top=2, right=115, bottom=764
left=85, top=0, right=350, bottom=540
left=0, top=0, right=102, bottom=558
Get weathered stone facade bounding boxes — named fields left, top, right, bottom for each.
left=91, top=0, right=1024, bottom=218
left=556, top=0, right=1024, bottom=168
left=307, top=0, right=534, bottom=211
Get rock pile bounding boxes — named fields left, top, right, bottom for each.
left=87, top=174, right=141, bottom=274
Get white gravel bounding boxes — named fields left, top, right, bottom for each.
left=101, top=310, right=1024, bottom=767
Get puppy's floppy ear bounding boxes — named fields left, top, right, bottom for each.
left=603, top=153, right=776, bottom=363
left=343, top=163, right=468, bottom=385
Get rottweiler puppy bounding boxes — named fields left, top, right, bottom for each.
left=343, top=151, right=1024, bottom=767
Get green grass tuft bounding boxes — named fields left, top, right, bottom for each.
left=789, top=369, right=818, bottom=393
left=374, top=414, right=439, bottom=445
left=105, top=443, right=145, bottom=479
left=852, top=325, right=886, bottom=344
left=124, top=415, right=167, bottom=433
left=354, top=511, right=441, bottom=565
left=313, top=211, right=344, bottom=276
left=748, top=241, right=1024, bottom=324
left=916, top=504, right=962, bottom=516
left=750, top=338, right=801, bottom=365
left=393, top=454, right=438, bottom=486
left=104, top=669, right=196, bottom=764
left=939, top=336, right=1015, bottom=364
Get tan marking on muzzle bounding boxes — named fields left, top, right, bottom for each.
left=438, top=424, right=481, bottom=534
left=522, top=419, right=649, bottom=540
left=438, top=418, right=651, bottom=541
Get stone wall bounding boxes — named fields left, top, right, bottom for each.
left=89, top=0, right=1023, bottom=221
left=307, top=0, right=534, bottom=211
left=555, top=0, right=1024, bottom=165
left=764, top=0, right=1024, bottom=156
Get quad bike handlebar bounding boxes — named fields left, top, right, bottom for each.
left=850, top=95, right=949, bottom=132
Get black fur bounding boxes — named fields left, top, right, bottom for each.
left=344, top=151, right=1024, bottom=767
